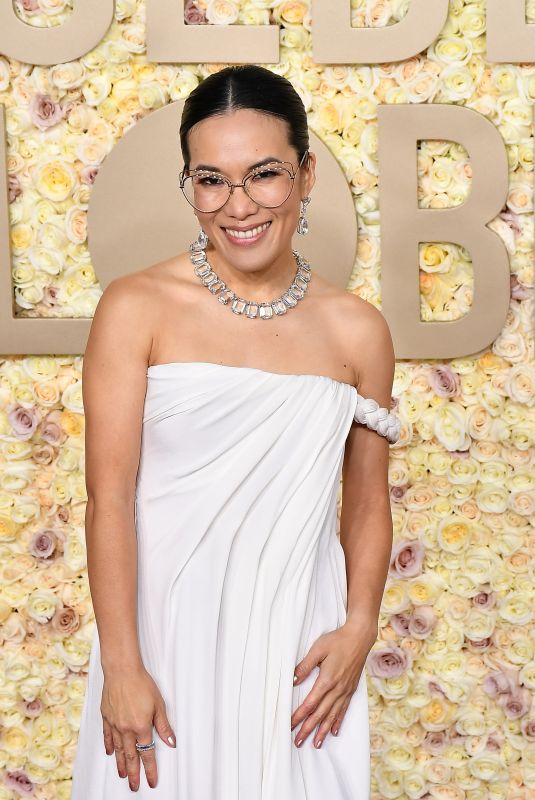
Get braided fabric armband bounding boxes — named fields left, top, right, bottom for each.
left=353, top=394, right=401, bottom=444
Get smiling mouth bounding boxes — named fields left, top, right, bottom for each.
left=222, top=221, right=271, bottom=240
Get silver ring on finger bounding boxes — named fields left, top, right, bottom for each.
left=135, top=739, right=155, bottom=752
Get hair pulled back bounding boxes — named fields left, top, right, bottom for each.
left=179, top=65, right=310, bottom=170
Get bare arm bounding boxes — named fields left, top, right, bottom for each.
left=290, top=298, right=398, bottom=749
left=83, top=273, right=153, bottom=675
left=340, top=301, right=397, bottom=635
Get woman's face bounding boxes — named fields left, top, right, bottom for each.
left=184, top=108, right=316, bottom=272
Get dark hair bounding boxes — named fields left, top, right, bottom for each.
left=179, top=65, right=310, bottom=170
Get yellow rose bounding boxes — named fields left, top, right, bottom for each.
left=372, top=673, right=410, bottom=700
left=49, top=61, right=84, bottom=90
left=498, top=591, right=534, bottom=625
left=433, top=37, right=471, bottom=65
left=407, top=573, right=443, bottom=606
left=10, top=223, right=34, bottom=254
left=504, top=634, right=533, bottom=666
left=280, top=28, right=308, bottom=49
left=464, top=609, right=496, bottom=641
left=239, top=8, right=270, bottom=24
left=56, top=636, right=92, bottom=670
left=376, top=764, right=403, bottom=798
left=404, top=482, right=435, bottom=510
left=2, top=726, right=30, bottom=756
left=469, top=753, right=506, bottom=781
left=139, top=82, right=168, bottom=110
left=33, top=159, right=76, bottom=202
left=470, top=440, right=500, bottom=461
left=43, top=680, right=70, bottom=711
left=64, top=532, right=87, bottom=571
left=431, top=496, right=454, bottom=517
left=402, top=771, right=427, bottom=797
left=397, top=391, right=426, bottom=424
left=420, top=697, right=455, bottom=730
left=382, top=581, right=409, bottom=614
left=437, top=518, right=471, bottom=553
left=383, top=743, right=415, bottom=771
left=388, top=459, right=410, bottom=486
left=121, top=22, right=146, bottom=53
left=476, top=486, right=508, bottom=513
left=279, top=1, right=306, bottom=25
left=27, top=589, right=58, bottom=624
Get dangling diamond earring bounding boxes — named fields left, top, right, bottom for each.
left=297, top=196, right=311, bottom=236
left=197, top=227, right=209, bottom=248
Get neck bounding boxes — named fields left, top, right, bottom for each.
left=204, top=244, right=298, bottom=301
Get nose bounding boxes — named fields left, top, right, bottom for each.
left=224, top=183, right=258, bottom=217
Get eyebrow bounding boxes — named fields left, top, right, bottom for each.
left=191, top=156, right=284, bottom=172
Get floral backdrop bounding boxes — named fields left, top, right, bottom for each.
left=0, top=0, right=534, bottom=798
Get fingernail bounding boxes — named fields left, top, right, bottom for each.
left=168, top=735, right=176, bottom=746
left=295, top=738, right=302, bottom=747
left=315, top=739, right=322, bottom=748
left=333, top=728, right=339, bottom=736
left=293, top=675, right=298, bottom=683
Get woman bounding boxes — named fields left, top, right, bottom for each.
left=71, top=64, right=400, bottom=798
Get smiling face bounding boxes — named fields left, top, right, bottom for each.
left=184, top=108, right=316, bottom=275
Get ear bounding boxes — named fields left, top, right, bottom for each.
left=300, top=150, right=316, bottom=197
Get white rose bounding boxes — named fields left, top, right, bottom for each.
left=206, top=0, right=239, bottom=24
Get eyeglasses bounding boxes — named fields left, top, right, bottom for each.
left=179, top=150, right=309, bottom=213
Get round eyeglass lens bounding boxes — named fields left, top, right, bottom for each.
left=181, top=165, right=294, bottom=212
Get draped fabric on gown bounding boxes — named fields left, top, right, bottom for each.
left=71, top=361, right=401, bottom=800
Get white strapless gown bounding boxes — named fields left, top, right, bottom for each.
left=71, top=361, right=400, bottom=800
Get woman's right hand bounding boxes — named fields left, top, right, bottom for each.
left=100, top=664, right=176, bottom=791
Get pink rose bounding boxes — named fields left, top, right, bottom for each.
left=4, top=771, right=34, bottom=795
left=43, top=285, right=60, bottom=307
left=23, top=698, right=43, bottom=718
left=8, top=404, right=40, bottom=440
left=390, top=485, right=407, bottom=503
left=367, top=644, right=412, bottom=678
left=483, top=669, right=517, bottom=697
left=52, top=605, right=80, bottom=635
left=29, top=530, right=57, bottom=559
left=422, top=730, right=447, bottom=754
left=486, top=730, right=504, bottom=752
left=472, top=591, right=496, bottom=610
left=428, top=681, right=447, bottom=699
left=19, top=0, right=40, bottom=12
left=390, top=612, right=410, bottom=636
left=499, top=209, right=523, bottom=235
left=467, top=636, right=491, bottom=650
left=429, top=364, right=460, bottom=398
left=408, top=605, right=436, bottom=639
left=80, top=165, right=100, bottom=185
left=184, top=0, right=208, bottom=24
left=500, top=687, right=531, bottom=719
left=521, top=718, right=535, bottom=740
left=57, top=505, right=70, bottom=523
left=32, top=443, right=56, bottom=465
left=41, top=412, right=64, bottom=446
left=389, top=539, right=425, bottom=578
left=511, top=274, right=531, bottom=300
left=8, top=174, right=22, bottom=203
left=29, top=93, right=64, bottom=130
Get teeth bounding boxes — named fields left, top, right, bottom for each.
left=225, top=222, right=270, bottom=239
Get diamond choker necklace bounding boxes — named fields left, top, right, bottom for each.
left=189, top=239, right=312, bottom=320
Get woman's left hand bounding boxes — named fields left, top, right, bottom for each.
left=290, top=618, right=377, bottom=749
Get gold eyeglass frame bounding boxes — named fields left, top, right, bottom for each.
left=179, top=149, right=310, bottom=213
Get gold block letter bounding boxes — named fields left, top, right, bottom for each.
left=378, top=104, right=510, bottom=359
left=312, top=0, right=449, bottom=64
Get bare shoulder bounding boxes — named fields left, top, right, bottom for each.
left=311, top=272, right=395, bottom=393
left=94, top=251, right=192, bottom=328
